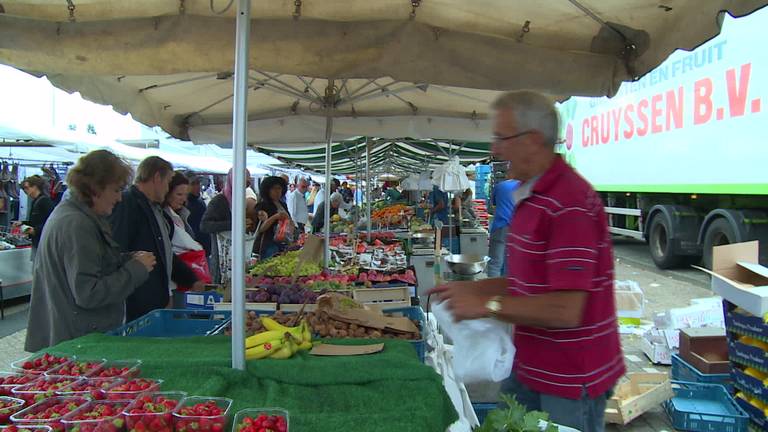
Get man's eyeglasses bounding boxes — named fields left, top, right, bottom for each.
left=492, top=130, right=535, bottom=143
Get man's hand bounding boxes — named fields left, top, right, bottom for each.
left=427, top=281, right=491, bottom=321
left=191, top=281, right=206, bottom=292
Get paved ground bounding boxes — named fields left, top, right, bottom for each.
left=0, top=238, right=713, bottom=431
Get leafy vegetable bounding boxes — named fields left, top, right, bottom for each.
left=476, top=395, right=558, bottom=432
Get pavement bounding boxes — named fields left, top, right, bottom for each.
left=0, top=238, right=714, bottom=431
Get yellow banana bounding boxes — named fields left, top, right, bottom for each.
left=245, top=330, right=286, bottom=349
left=269, top=342, right=295, bottom=360
left=301, top=320, right=312, bottom=343
left=297, top=340, right=313, bottom=351
left=261, top=317, right=290, bottom=332
left=246, top=338, right=284, bottom=360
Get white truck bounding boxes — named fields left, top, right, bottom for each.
left=557, top=9, right=768, bottom=269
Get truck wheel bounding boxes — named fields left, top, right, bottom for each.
left=703, top=218, right=737, bottom=269
left=648, top=214, right=683, bottom=269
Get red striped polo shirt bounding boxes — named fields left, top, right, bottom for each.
left=506, top=156, right=624, bottom=399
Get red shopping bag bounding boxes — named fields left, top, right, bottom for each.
left=177, top=249, right=212, bottom=291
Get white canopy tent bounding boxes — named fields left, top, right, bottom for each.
left=2, top=0, right=766, bottom=370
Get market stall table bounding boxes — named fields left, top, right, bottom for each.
left=39, top=333, right=458, bottom=432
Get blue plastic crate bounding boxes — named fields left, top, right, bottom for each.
left=664, top=381, right=749, bottom=432
left=673, top=354, right=733, bottom=393
left=472, top=402, right=497, bottom=426
left=107, top=309, right=231, bottom=337
left=184, top=291, right=224, bottom=310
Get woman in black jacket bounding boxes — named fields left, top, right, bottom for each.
left=16, top=175, right=54, bottom=259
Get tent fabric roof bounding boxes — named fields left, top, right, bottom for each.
left=1, top=1, right=764, bottom=144
left=258, top=137, right=489, bottom=175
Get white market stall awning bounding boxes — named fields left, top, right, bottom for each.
left=1, top=1, right=765, bottom=144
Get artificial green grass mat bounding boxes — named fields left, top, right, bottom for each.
left=47, top=334, right=458, bottom=431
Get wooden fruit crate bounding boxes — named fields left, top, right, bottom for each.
left=605, top=373, right=673, bottom=425
left=352, top=286, right=411, bottom=310
left=279, top=303, right=319, bottom=313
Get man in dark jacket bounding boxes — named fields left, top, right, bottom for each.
left=186, top=176, right=210, bottom=256
left=111, top=156, right=202, bottom=321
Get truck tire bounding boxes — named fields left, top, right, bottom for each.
left=648, top=214, right=684, bottom=269
left=702, top=218, right=737, bottom=269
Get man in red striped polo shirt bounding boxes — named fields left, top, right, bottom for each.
left=429, top=91, right=624, bottom=432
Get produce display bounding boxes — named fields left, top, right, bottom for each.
left=477, top=395, right=557, bottom=432
left=173, top=398, right=231, bottom=432
left=45, top=361, right=104, bottom=378
left=0, top=397, right=25, bottom=424
left=356, top=269, right=417, bottom=285
left=10, top=397, right=89, bottom=432
left=0, top=374, right=36, bottom=397
left=13, top=378, right=82, bottom=405
left=245, top=317, right=313, bottom=360
left=14, top=355, right=70, bottom=375
left=104, top=380, right=161, bottom=401
left=235, top=412, right=288, bottom=432
left=371, top=204, right=411, bottom=224
left=245, top=286, right=320, bottom=305
left=248, top=251, right=321, bottom=277
left=124, top=393, right=184, bottom=432
left=56, top=379, right=122, bottom=400
left=62, top=401, right=129, bottom=432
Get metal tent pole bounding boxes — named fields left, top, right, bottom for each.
left=365, top=137, right=372, bottom=242
left=323, top=80, right=335, bottom=269
left=230, top=0, right=250, bottom=371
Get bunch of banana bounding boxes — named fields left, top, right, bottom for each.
left=245, top=316, right=313, bottom=360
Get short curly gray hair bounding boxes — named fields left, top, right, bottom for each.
left=492, top=90, right=559, bottom=147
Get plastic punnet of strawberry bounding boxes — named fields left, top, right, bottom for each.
left=56, top=379, right=124, bottom=401
left=11, top=354, right=73, bottom=375
left=172, top=397, right=232, bottom=432
left=123, top=392, right=186, bottom=432
left=0, top=373, right=38, bottom=397
left=232, top=408, right=289, bottom=432
left=44, top=360, right=106, bottom=379
left=90, top=362, right=142, bottom=380
left=10, top=397, right=90, bottom=432
left=0, top=425, right=53, bottom=432
left=61, top=401, right=129, bottom=432
left=0, top=396, right=25, bottom=425
left=103, top=380, right=162, bottom=402
left=12, top=378, right=84, bottom=405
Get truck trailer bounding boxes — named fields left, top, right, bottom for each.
left=557, top=8, right=768, bottom=269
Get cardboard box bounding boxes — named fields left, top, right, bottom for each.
left=652, top=301, right=725, bottom=331
left=641, top=329, right=674, bottom=365
left=731, top=365, right=768, bottom=401
left=679, top=327, right=729, bottom=374
left=728, top=338, right=768, bottom=371
left=696, top=241, right=768, bottom=317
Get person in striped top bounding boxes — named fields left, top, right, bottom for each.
left=429, top=91, right=623, bottom=432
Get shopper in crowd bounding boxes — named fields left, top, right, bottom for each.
left=287, top=177, right=309, bottom=233
left=428, top=185, right=449, bottom=225
left=311, top=191, right=343, bottom=234
left=201, top=168, right=257, bottom=283
left=340, top=181, right=353, bottom=203
left=429, top=91, right=623, bottom=432
left=487, top=178, right=520, bottom=277
left=15, top=175, right=55, bottom=259
left=186, top=176, right=211, bottom=256
left=164, top=172, right=209, bottom=305
left=452, top=188, right=476, bottom=223
left=254, top=176, right=291, bottom=259
left=306, top=181, right=320, bottom=213
left=25, top=150, right=156, bottom=351
left=111, top=156, right=202, bottom=321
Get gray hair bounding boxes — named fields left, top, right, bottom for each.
left=492, top=90, right=559, bottom=147
left=330, top=192, right=344, bottom=205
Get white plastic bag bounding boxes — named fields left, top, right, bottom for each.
left=432, top=301, right=515, bottom=383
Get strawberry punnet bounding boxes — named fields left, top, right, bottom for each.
left=15, top=354, right=71, bottom=375
left=173, top=399, right=231, bottom=432
left=12, top=378, right=82, bottom=405
left=236, top=414, right=288, bottom=432
left=10, top=397, right=88, bottom=432
left=124, top=394, right=183, bottom=432
left=103, top=380, right=161, bottom=401
left=62, top=401, right=129, bottom=432
left=0, top=397, right=25, bottom=424
left=0, top=374, right=36, bottom=397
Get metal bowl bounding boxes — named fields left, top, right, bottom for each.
left=411, top=232, right=436, bottom=248
left=444, top=254, right=490, bottom=275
